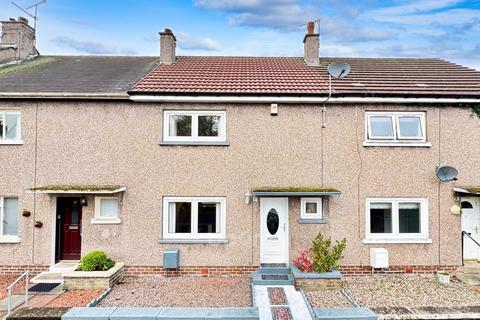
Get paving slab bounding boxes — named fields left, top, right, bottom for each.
left=109, top=307, right=160, bottom=320
left=61, top=307, right=117, bottom=320
left=314, top=307, right=377, bottom=320
left=157, top=307, right=207, bottom=320
left=205, top=307, right=258, bottom=319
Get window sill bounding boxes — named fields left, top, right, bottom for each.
left=90, top=218, right=121, bottom=225
left=363, top=238, right=432, bottom=244
left=159, top=238, right=229, bottom=244
left=0, top=140, right=24, bottom=145
left=297, top=218, right=327, bottom=224
left=0, top=236, right=21, bottom=243
left=363, top=141, right=431, bottom=148
left=159, top=141, right=230, bottom=146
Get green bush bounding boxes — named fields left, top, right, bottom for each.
left=311, top=233, right=347, bottom=273
left=77, top=251, right=115, bottom=271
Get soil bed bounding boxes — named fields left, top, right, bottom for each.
left=99, top=276, right=252, bottom=307
left=344, top=274, right=480, bottom=308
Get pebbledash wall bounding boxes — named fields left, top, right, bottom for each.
left=0, top=100, right=478, bottom=276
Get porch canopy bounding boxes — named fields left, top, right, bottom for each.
left=28, top=185, right=126, bottom=194
left=453, top=186, right=480, bottom=196
left=253, top=187, right=341, bottom=197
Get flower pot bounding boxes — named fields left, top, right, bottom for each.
left=22, top=210, right=31, bottom=217
left=34, top=221, right=43, bottom=228
left=437, top=271, right=450, bottom=284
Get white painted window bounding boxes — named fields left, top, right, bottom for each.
left=300, top=198, right=323, bottom=219
left=365, top=112, right=426, bottom=145
left=365, top=198, right=429, bottom=243
left=162, top=197, right=226, bottom=240
left=92, top=197, right=121, bottom=224
left=0, top=197, right=19, bottom=242
left=163, top=110, right=226, bottom=142
left=0, top=111, right=22, bottom=144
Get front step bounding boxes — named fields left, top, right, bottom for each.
left=30, top=272, right=63, bottom=284
left=456, top=272, right=480, bottom=286
left=462, top=262, right=480, bottom=274
left=253, top=264, right=294, bottom=285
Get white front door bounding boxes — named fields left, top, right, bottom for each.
left=462, top=198, right=480, bottom=261
left=260, top=198, right=289, bottom=264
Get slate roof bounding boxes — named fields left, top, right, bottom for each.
left=131, top=56, right=480, bottom=98
left=0, top=55, right=158, bottom=94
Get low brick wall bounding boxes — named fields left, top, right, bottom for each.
left=295, top=277, right=342, bottom=291
left=63, top=262, right=124, bottom=290
left=0, top=264, right=48, bottom=275
left=340, top=265, right=460, bottom=275
left=124, top=265, right=258, bottom=276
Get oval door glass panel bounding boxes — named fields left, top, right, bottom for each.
left=267, top=208, right=280, bottom=235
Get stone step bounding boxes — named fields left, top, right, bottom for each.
left=456, top=272, right=480, bottom=286
left=463, top=263, right=480, bottom=274
left=48, top=261, right=79, bottom=274
left=30, top=272, right=63, bottom=284
left=252, top=272, right=294, bottom=286
left=256, top=266, right=291, bottom=275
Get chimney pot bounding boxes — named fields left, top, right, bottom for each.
left=307, top=21, right=315, bottom=34
left=18, top=17, right=29, bottom=25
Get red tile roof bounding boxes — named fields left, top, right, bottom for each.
left=131, top=56, right=480, bottom=98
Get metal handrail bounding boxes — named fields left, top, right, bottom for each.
left=462, top=231, right=480, bottom=266
left=6, top=270, right=29, bottom=316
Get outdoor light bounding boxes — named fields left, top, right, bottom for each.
left=245, top=191, right=252, bottom=205
left=80, top=196, right=88, bottom=206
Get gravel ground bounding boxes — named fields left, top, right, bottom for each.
left=100, top=276, right=252, bottom=307
left=46, top=290, right=103, bottom=307
left=345, top=274, right=480, bottom=308
left=306, top=289, right=352, bottom=308
left=0, top=275, right=23, bottom=300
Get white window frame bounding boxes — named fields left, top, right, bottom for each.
left=162, top=196, right=226, bottom=240
left=92, top=196, right=121, bottom=224
left=0, top=196, right=20, bottom=243
left=163, top=110, right=226, bottom=142
left=365, top=198, right=430, bottom=243
left=365, top=111, right=427, bottom=145
left=300, top=198, right=323, bottom=220
left=0, top=110, right=22, bottom=145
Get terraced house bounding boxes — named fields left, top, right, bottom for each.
left=1, top=18, right=480, bottom=277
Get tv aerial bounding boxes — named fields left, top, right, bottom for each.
left=11, top=0, right=47, bottom=46
left=436, top=166, right=459, bottom=182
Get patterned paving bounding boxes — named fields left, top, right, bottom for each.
left=254, top=285, right=312, bottom=320
left=271, top=306, right=293, bottom=320
left=268, top=287, right=288, bottom=305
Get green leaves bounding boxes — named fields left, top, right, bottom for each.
left=77, top=250, right=115, bottom=271
left=311, top=233, right=347, bottom=273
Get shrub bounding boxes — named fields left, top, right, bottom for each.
left=311, top=233, right=347, bottom=273
left=77, top=251, right=115, bottom=271
left=293, top=248, right=314, bottom=272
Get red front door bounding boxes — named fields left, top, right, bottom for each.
left=58, top=198, right=82, bottom=260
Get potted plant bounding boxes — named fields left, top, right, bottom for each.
left=34, top=220, right=43, bottom=228
left=437, top=271, right=450, bottom=284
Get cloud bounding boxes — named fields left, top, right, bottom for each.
left=320, top=17, right=396, bottom=43
left=176, top=32, right=222, bottom=51
left=194, top=0, right=315, bottom=29
left=51, top=36, right=136, bottom=55
left=368, top=0, right=463, bottom=16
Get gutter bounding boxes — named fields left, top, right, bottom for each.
left=0, top=92, right=129, bottom=99
left=129, top=95, right=480, bottom=104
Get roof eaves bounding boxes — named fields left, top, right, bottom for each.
left=0, top=92, right=129, bottom=100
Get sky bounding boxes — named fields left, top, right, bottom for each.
left=0, top=0, right=479, bottom=70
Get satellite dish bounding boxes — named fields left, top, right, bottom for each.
left=436, top=166, right=458, bottom=182
left=328, top=62, right=351, bottom=79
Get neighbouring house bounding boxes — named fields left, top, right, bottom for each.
left=0, top=18, right=480, bottom=277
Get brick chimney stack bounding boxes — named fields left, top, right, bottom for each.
left=0, top=17, right=38, bottom=64
left=159, top=28, right=176, bottom=64
left=303, top=21, right=319, bottom=66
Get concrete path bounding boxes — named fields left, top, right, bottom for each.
left=254, top=285, right=312, bottom=320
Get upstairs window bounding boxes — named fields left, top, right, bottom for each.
left=365, top=112, right=426, bottom=145
left=163, top=110, right=226, bottom=143
left=0, top=111, right=21, bottom=143
left=0, top=197, right=19, bottom=241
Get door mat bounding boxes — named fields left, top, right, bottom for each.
left=262, top=275, right=289, bottom=280
left=28, top=282, right=61, bottom=292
